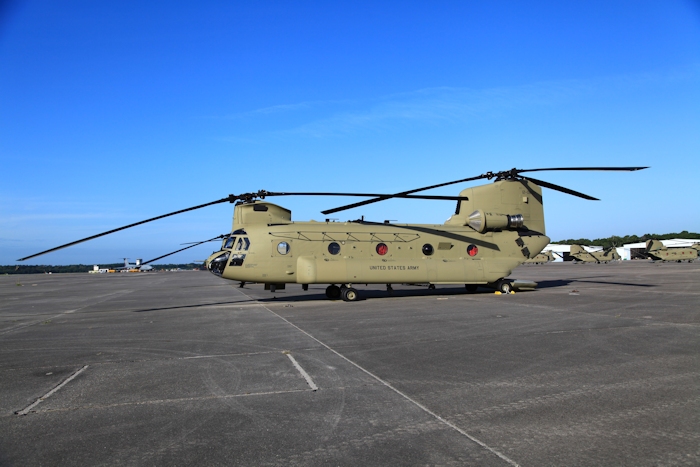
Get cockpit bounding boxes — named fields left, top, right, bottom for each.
left=209, top=230, right=252, bottom=276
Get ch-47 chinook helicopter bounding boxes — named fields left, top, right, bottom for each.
left=18, top=167, right=646, bottom=301
left=644, top=239, right=699, bottom=262
left=524, top=250, right=557, bottom=264
left=568, top=244, right=621, bottom=263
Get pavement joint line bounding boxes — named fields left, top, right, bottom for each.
left=0, top=290, right=133, bottom=336
left=236, top=290, right=520, bottom=467
left=182, top=350, right=282, bottom=359
left=11, top=388, right=315, bottom=416
left=285, top=352, right=318, bottom=391
left=15, top=364, right=89, bottom=416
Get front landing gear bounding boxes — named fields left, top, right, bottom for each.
left=342, top=287, right=359, bottom=302
left=325, top=285, right=341, bottom=300
left=325, top=284, right=360, bottom=301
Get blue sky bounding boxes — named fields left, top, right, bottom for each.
left=1, top=1, right=699, bottom=265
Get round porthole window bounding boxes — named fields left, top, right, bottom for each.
left=328, top=242, right=341, bottom=255
left=277, top=242, right=290, bottom=255
left=467, top=244, right=478, bottom=257
left=376, top=243, right=388, bottom=255
left=422, top=244, right=434, bottom=256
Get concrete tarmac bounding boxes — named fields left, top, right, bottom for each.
left=0, top=261, right=698, bottom=466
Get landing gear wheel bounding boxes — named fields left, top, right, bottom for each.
left=465, top=284, right=478, bottom=292
left=428, top=284, right=436, bottom=290
left=342, top=287, right=359, bottom=302
left=497, top=280, right=512, bottom=294
left=325, top=285, right=341, bottom=300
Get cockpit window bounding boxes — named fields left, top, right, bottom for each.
left=224, top=236, right=236, bottom=249
left=235, top=237, right=250, bottom=251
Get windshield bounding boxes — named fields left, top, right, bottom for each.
left=223, top=236, right=236, bottom=249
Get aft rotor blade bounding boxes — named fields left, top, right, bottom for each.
left=142, top=235, right=225, bottom=265
left=17, top=197, right=233, bottom=261
left=521, top=176, right=599, bottom=200
left=320, top=174, right=489, bottom=215
left=518, top=167, right=648, bottom=174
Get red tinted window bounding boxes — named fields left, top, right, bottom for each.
left=467, top=245, right=478, bottom=257
left=376, top=243, right=388, bottom=255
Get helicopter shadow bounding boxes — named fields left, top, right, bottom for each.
left=131, top=299, right=259, bottom=313
left=258, top=286, right=507, bottom=303
left=535, top=278, right=655, bottom=289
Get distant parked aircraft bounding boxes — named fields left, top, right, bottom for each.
left=524, top=250, right=557, bottom=264
left=116, top=258, right=154, bottom=271
left=569, top=245, right=620, bottom=263
left=644, top=240, right=698, bottom=262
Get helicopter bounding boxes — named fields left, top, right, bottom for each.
left=568, top=244, right=621, bottom=263
left=523, top=250, right=558, bottom=264
left=18, top=167, right=647, bottom=301
left=644, top=239, right=699, bottom=262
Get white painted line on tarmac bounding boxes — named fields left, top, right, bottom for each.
left=15, top=365, right=89, bottom=416
left=285, top=352, right=318, bottom=391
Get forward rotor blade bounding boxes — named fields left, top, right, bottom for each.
left=17, top=196, right=233, bottom=261
left=320, top=174, right=489, bottom=215
left=520, top=176, right=598, bottom=200
left=142, top=235, right=226, bottom=265
left=265, top=191, right=469, bottom=201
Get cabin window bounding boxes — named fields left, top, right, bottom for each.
left=422, top=244, right=434, bottom=256
left=277, top=242, right=290, bottom=255
left=467, top=244, right=478, bottom=257
left=376, top=243, right=388, bottom=255
left=224, top=236, right=236, bottom=249
left=328, top=242, right=341, bottom=255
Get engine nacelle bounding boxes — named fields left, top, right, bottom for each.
left=468, top=210, right=524, bottom=233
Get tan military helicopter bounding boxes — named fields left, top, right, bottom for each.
left=644, top=239, right=699, bottom=262
left=18, top=167, right=646, bottom=301
left=568, top=244, right=621, bottom=263
left=524, top=250, right=557, bottom=264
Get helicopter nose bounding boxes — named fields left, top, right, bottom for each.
left=207, top=251, right=230, bottom=277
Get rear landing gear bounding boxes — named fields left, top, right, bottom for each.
left=496, top=280, right=512, bottom=294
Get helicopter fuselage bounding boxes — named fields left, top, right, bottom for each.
left=208, top=218, right=549, bottom=286
left=207, top=179, right=551, bottom=292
